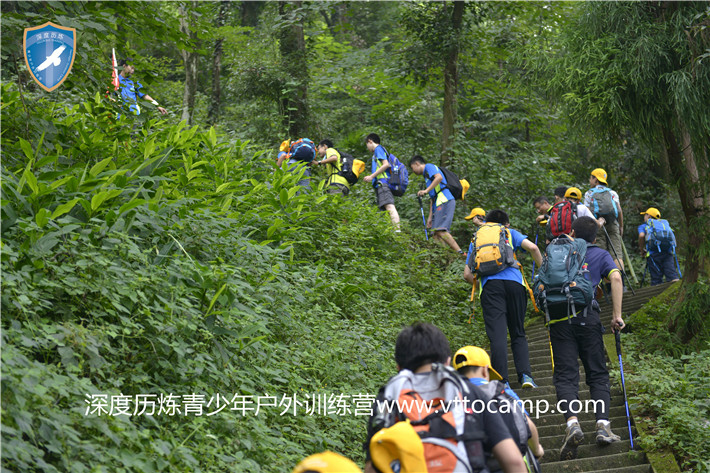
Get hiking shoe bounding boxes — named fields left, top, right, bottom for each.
left=559, top=422, right=584, bottom=461
left=595, top=422, right=621, bottom=446
left=521, top=374, right=538, bottom=389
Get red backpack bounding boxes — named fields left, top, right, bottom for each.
left=547, top=201, right=577, bottom=238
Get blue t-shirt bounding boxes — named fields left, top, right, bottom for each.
left=371, top=145, right=390, bottom=188
left=584, top=245, right=619, bottom=290
left=466, top=227, right=527, bottom=289
left=423, top=163, right=454, bottom=205
left=118, top=75, right=145, bottom=115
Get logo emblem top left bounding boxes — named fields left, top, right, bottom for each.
left=23, top=21, right=76, bottom=92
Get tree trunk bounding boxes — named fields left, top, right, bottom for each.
left=179, top=2, right=198, bottom=126
left=662, top=121, right=710, bottom=286
left=278, top=1, right=309, bottom=138
left=208, top=1, right=229, bottom=125
left=441, top=1, right=465, bottom=166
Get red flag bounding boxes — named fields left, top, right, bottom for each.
left=111, top=48, right=119, bottom=91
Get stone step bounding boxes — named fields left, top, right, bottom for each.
left=539, top=424, right=636, bottom=447
left=516, top=388, right=624, bottom=405
left=536, top=416, right=629, bottom=439
left=533, top=405, right=629, bottom=426
left=539, top=451, right=647, bottom=473
left=540, top=439, right=632, bottom=463
left=586, top=465, right=651, bottom=473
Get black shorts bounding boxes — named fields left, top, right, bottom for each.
left=375, top=185, right=395, bottom=210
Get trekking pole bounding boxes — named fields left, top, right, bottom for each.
left=674, top=254, right=683, bottom=279
left=417, top=196, right=429, bottom=241
left=615, top=330, right=634, bottom=450
left=601, top=225, right=635, bottom=295
left=621, top=243, right=639, bottom=285
left=532, top=227, right=539, bottom=277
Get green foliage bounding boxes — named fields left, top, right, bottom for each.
left=624, top=282, right=710, bottom=472
left=1, top=85, right=488, bottom=471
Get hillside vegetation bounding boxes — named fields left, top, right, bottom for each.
left=1, top=92, right=493, bottom=471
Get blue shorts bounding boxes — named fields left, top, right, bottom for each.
left=432, top=199, right=455, bottom=232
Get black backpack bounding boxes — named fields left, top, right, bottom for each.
left=333, top=148, right=358, bottom=186
left=424, top=166, right=464, bottom=200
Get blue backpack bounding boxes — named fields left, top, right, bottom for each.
left=589, top=187, right=619, bottom=222
left=288, top=138, right=316, bottom=163
left=646, top=218, right=675, bottom=253
left=373, top=147, right=409, bottom=196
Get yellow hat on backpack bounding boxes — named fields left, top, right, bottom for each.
left=640, top=207, right=661, bottom=219
left=460, top=179, right=470, bottom=201
left=453, top=346, right=503, bottom=381
left=370, top=420, right=428, bottom=473
left=292, top=451, right=362, bottom=473
left=591, top=168, right=608, bottom=185
left=565, top=187, right=583, bottom=201
left=352, top=159, right=366, bottom=178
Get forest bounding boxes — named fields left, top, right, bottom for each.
left=1, top=1, right=709, bottom=472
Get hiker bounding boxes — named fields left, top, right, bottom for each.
left=454, top=346, right=544, bottom=472
left=545, top=186, right=600, bottom=241
left=544, top=216, right=625, bottom=461
left=293, top=451, right=362, bottom=473
left=465, top=207, right=487, bottom=227
left=553, top=186, right=567, bottom=204
left=564, top=187, right=596, bottom=219
left=638, top=207, right=679, bottom=285
left=532, top=196, right=551, bottom=225
left=276, top=138, right=317, bottom=192
left=364, top=322, right=527, bottom=473
left=363, top=133, right=401, bottom=230
left=117, top=58, right=168, bottom=116
left=314, top=139, right=350, bottom=196
left=409, top=155, right=463, bottom=254
left=584, top=168, right=625, bottom=271
left=464, top=210, right=543, bottom=389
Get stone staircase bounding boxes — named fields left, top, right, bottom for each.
left=505, top=282, right=675, bottom=473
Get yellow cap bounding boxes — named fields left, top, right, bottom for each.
left=279, top=140, right=291, bottom=152
left=640, top=207, right=661, bottom=219
left=352, top=159, right=366, bottom=178
left=370, top=420, right=428, bottom=473
left=591, top=168, right=608, bottom=185
left=460, top=179, right=470, bottom=201
left=465, top=207, right=486, bottom=220
left=453, top=346, right=503, bottom=381
left=565, top=187, right=583, bottom=200
left=292, top=451, right=362, bottom=473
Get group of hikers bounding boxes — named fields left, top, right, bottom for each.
left=277, top=135, right=683, bottom=472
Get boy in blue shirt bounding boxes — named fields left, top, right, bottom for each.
left=409, top=155, right=462, bottom=254
left=637, top=207, right=679, bottom=285
left=363, top=133, right=400, bottom=230
left=552, top=216, right=626, bottom=460
left=463, top=210, right=542, bottom=389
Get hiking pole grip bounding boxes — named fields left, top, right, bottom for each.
left=615, top=330, right=622, bottom=354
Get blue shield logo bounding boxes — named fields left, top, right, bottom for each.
left=23, top=21, right=76, bottom=92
